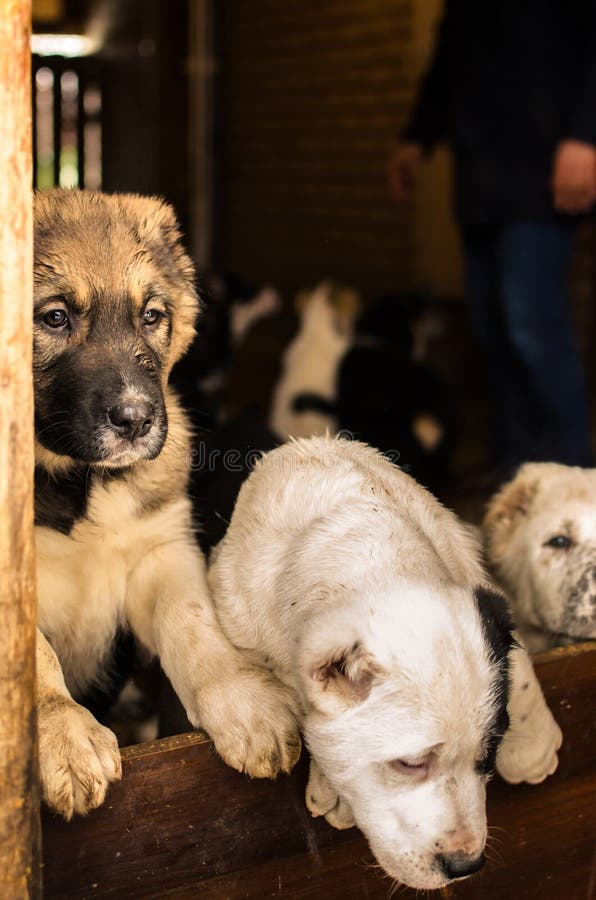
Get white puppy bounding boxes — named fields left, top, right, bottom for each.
left=209, top=437, right=562, bottom=890
left=484, top=462, right=596, bottom=652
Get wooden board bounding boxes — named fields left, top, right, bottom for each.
left=42, top=643, right=596, bottom=899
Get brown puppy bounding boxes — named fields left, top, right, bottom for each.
left=34, top=189, right=300, bottom=819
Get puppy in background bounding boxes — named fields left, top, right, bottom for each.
left=208, top=436, right=562, bottom=890
left=278, top=289, right=456, bottom=493
left=484, top=462, right=596, bottom=651
left=269, top=281, right=359, bottom=440
left=34, top=189, right=299, bottom=819
left=171, top=272, right=281, bottom=427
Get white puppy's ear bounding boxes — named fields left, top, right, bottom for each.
left=308, top=642, right=383, bottom=713
left=483, top=465, right=541, bottom=565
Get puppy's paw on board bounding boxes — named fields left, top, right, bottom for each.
left=39, top=694, right=121, bottom=820
left=496, top=641, right=563, bottom=785
left=196, top=667, right=302, bottom=779
left=496, top=704, right=562, bottom=785
left=306, top=760, right=356, bottom=830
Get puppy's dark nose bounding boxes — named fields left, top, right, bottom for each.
left=108, top=401, right=155, bottom=441
left=436, top=851, right=485, bottom=880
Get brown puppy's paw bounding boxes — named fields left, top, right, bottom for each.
left=195, top=667, right=302, bottom=779
left=39, top=694, right=122, bottom=820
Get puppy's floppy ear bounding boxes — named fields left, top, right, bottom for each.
left=474, top=585, right=518, bottom=664
left=328, top=284, right=361, bottom=335
left=294, top=287, right=311, bottom=314
left=483, top=465, right=540, bottom=566
left=118, top=193, right=200, bottom=368
left=309, top=642, right=384, bottom=713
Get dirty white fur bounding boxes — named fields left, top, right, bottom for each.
left=484, top=462, right=596, bottom=651
left=269, top=282, right=351, bottom=440
left=492, top=645, right=561, bottom=784
left=36, top=435, right=300, bottom=820
left=208, top=437, right=562, bottom=890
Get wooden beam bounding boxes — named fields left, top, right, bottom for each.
left=0, top=2, right=41, bottom=898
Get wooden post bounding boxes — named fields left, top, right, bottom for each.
left=0, top=2, right=41, bottom=897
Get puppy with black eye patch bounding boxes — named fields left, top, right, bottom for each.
left=33, top=189, right=301, bottom=820
left=208, top=436, right=562, bottom=891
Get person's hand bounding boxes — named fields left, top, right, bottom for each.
left=387, top=143, right=424, bottom=203
left=551, top=140, right=596, bottom=214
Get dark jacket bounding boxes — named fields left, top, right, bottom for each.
left=404, top=1, right=596, bottom=224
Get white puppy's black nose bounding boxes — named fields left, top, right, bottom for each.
left=108, top=401, right=155, bottom=441
left=436, top=851, right=485, bottom=880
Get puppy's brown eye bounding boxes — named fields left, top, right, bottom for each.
left=142, top=308, right=163, bottom=327
left=545, top=535, right=573, bottom=550
left=42, top=309, right=69, bottom=330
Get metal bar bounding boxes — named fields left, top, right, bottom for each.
left=52, top=58, right=60, bottom=186
left=77, top=65, right=85, bottom=188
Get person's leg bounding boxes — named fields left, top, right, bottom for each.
left=498, top=221, right=592, bottom=466
left=463, top=225, right=532, bottom=469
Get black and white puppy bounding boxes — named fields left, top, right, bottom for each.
left=280, top=290, right=456, bottom=493
left=208, top=436, right=562, bottom=890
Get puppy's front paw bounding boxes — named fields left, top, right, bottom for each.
left=195, top=667, right=301, bottom=779
left=306, top=760, right=355, bottom=830
left=497, top=704, right=562, bottom=785
left=39, top=694, right=122, bottom=820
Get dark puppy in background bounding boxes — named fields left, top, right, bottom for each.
left=285, top=291, right=456, bottom=495
left=34, top=189, right=300, bottom=818
left=171, top=272, right=281, bottom=428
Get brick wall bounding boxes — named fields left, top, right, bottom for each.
left=218, top=0, right=416, bottom=299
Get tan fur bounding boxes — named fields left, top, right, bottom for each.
left=483, top=465, right=540, bottom=566
left=294, top=280, right=360, bottom=334
left=33, top=189, right=198, bottom=465
left=34, top=189, right=301, bottom=818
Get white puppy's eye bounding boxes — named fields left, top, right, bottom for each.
left=389, top=756, right=430, bottom=775
left=544, top=535, right=573, bottom=550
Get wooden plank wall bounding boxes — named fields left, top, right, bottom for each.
left=42, top=644, right=596, bottom=898
left=218, top=0, right=415, bottom=299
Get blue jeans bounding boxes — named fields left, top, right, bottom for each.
left=464, top=221, right=592, bottom=468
